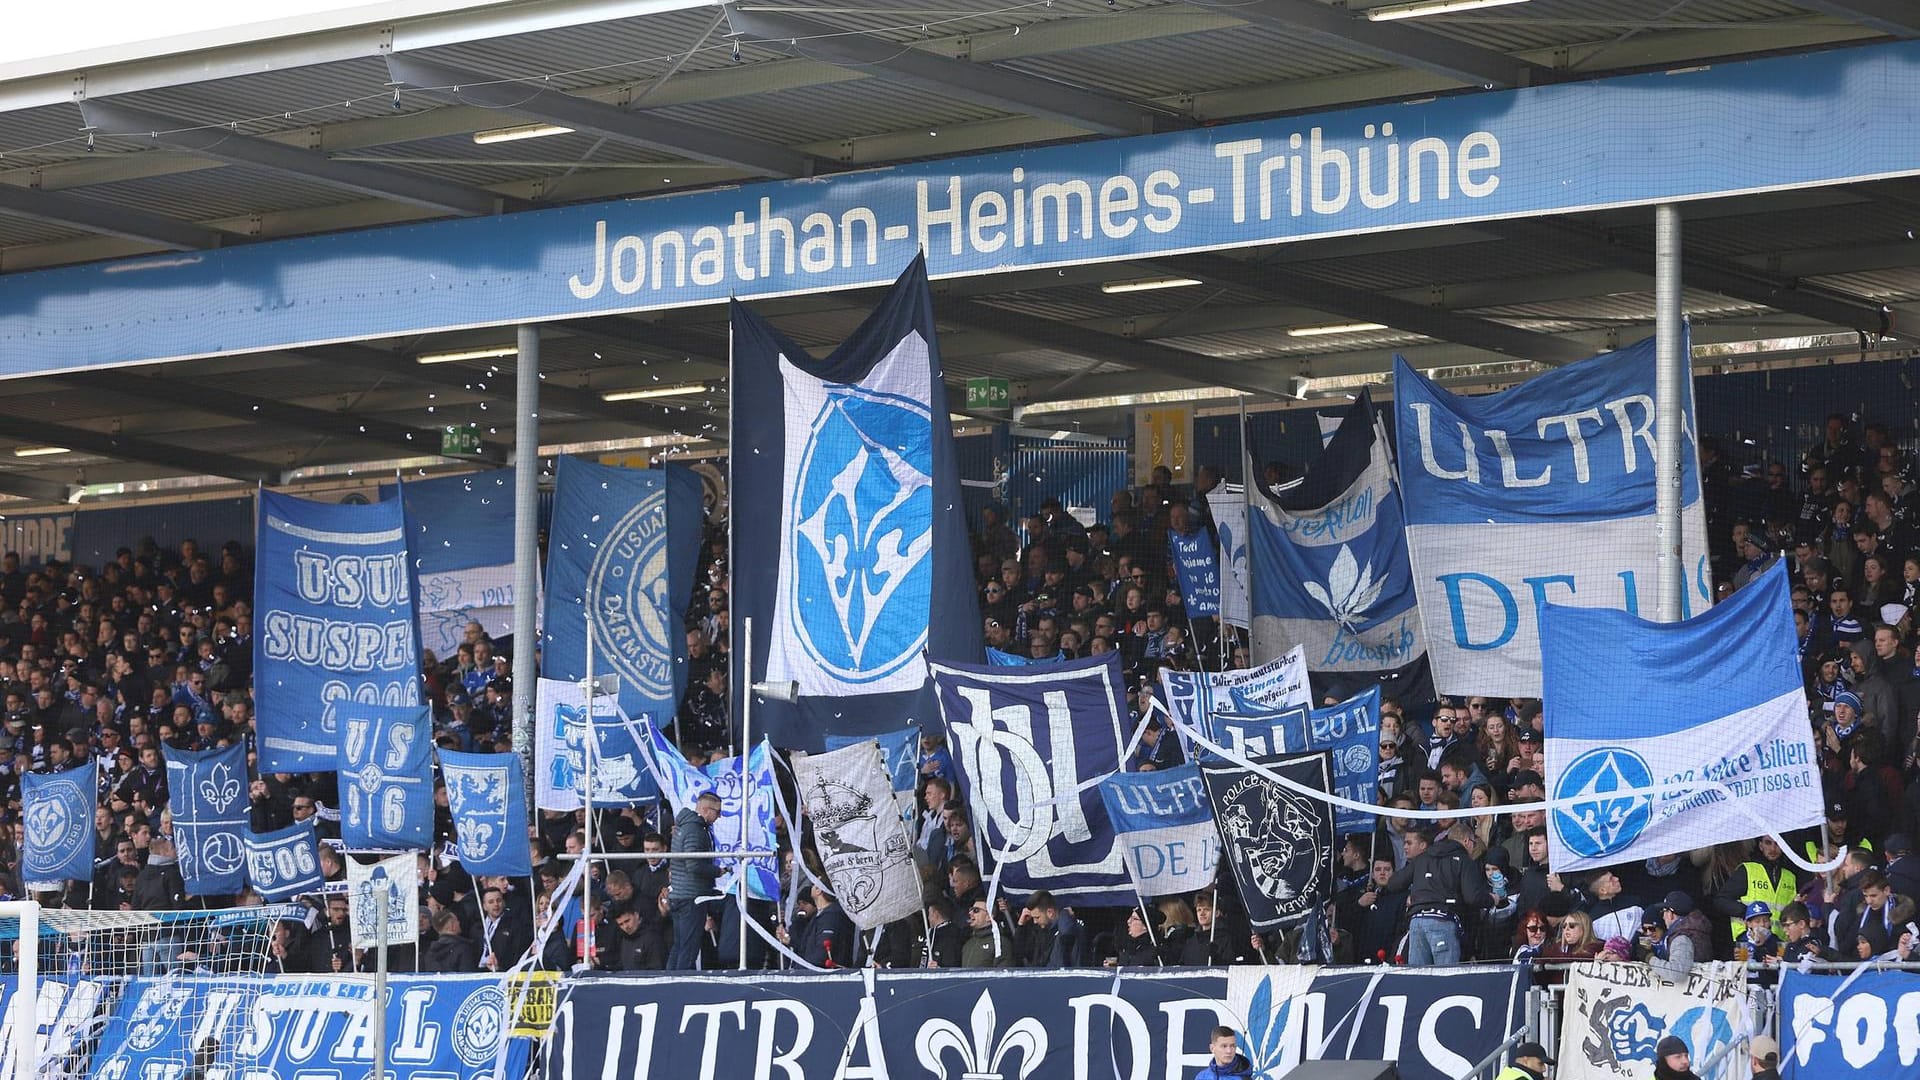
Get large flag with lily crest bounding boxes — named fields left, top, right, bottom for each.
left=1542, top=560, right=1820, bottom=872
left=731, top=255, right=980, bottom=749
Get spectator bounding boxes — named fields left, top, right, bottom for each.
left=1195, top=1026, right=1252, bottom=1080
left=959, top=898, right=1012, bottom=968
left=1387, top=825, right=1489, bottom=966
left=1652, top=892, right=1712, bottom=978
left=422, top=910, right=479, bottom=972
left=924, top=898, right=964, bottom=968
left=667, top=792, right=722, bottom=970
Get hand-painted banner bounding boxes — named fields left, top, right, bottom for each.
left=534, top=676, right=661, bottom=811
left=1248, top=392, right=1423, bottom=677
left=1168, top=524, right=1221, bottom=617
left=1159, top=645, right=1310, bottom=742
left=1780, top=969, right=1920, bottom=1080
left=733, top=256, right=981, bottom=749
left=0, top=976, right=107, bottom=1078
left=441, top=749, right=532, bottom=877
left=546, top=967, right=1522, bottom=1080
left=244, top=821, right=326, bottom=901
left=825, top=724, right=918, bottom=820
left=1558, top=962, right=1746, bottom=1080
left=164, top=744, right=248, bottom=894
left=1098, top=764, right=1218, bottom=898
left=347, top=853, right=419, bottom=950
left=1208, top=482, right=1250, bottom=630
left=542, top=457, right=702, bottom=726
left=1543, top=561, right=1820, bottom=872
left=1201, top=752, right=1334, bottom=932
left=1211, top=687, right=1383, bottom=837
left=932, top=652, right=1131, bottom=904
left=391, top=469, right=520, bottom=659
left=338, top=702, right=435, bottom=851
left=22, top=763, right=97, bottom=887
left=792, top=741, right=921, bottom=929
left=254, top=489, right=422, bottom=773
left=632, top=719, right=781, bottom=901
left=1394, top=336, right=1712, bottom=698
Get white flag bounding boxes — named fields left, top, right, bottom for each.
left=792, top=741, right=922, bottom=930
left=346, top=852, right=418, bottom=950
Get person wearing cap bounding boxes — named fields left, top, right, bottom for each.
left=1495, top=1041, right=1553, bottom=1080
left=1732, top=528, right=1776, bottom=590
left=1654, top=1035, right=1702, bottom=1080
left=1715, top=836, right=1796, bottom=944
left=1735, top=901, right=1780, bottom=966
left=1803, top=799, right=1874, bottom=865
left=1652, top=891, right=1712, bottom=979
left=1886, top=833, right=1920, bottom=899
left=1746, top=1035, right=1781, bottom=1080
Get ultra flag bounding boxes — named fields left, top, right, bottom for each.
left=22, top=763, right=96, bottom=887
left=1394, top=335, right=1712, bottom=697
left=254, top=489, right=421, bottom=773
left=1542, top=561, right=1820, bottom=872
left=244, top=821, right=325, bottom=901
left=731, top=255, right=980, bottom=749
left=534, top=676, right=660, bottom=811
left=791, top=741, right=921, bottom=929
left=1201, top=751, right=1335, bottom=932
left=1248, top=392, right=1424, bottom=680
left=1158, top=645, right=1310, bottom=740
left=165, top=744, right=249, bottom=894
left=1098, top=764, right=1219, bottom=898
left=391, top=468, right=520, bottom=660
left=541, top=457, right=702, bottom=727
left=441, top=749, right=532, bottom=877
left=931, top=652, right=1131, bottom=904
left=337, top=703, right=435, bottom=851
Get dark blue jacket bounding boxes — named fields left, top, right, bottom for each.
left=1195, top=1054, right=1252, bottom=1079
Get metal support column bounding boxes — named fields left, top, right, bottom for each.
left=1653, top=204, right=1686, bottom=623
left=511, top=325, right=541, bottom=784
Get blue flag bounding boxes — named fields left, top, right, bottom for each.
left=541, top=458, right=702, bottom=726
left=731, top=255, right=980, bottom=749
left=440, top=749, right=532, bottom=877
left=165, top=744, right=249, bottom=894
left=255, top=489, right=422, bottom=773
left=245, top=821, right=326, bottom=901
left=390, top=468, right=518, bottom=661
left=1098, top=765, right=1218, bottom=898
left=22, top=763, right=97, bottom=887
left=338, top=703, right=435, bottom=850
left=1208, top=688, right=1380, bottom=836
left=632, top=718, right=780, bottom=900
left=1168, top=525, right=1221, bottom=617
left=825, top=726, right=917, bottom=796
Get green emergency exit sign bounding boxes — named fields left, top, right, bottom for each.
left=441, top=427, right=483, bottom=457
left=965, top=377, right=1010, bottom=411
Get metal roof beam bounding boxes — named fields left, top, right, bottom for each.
left=384, top=55, right=821, bottom=179
left=1217, top=0, right=1556, bottom=88
left=1162, top=252, right=1598, bottom=367
left=1793, top=2, right=1920, bottom=37
left=0, top=473, right=77, bottom=504
left=722, top=7, right=1189, bottom=135
left=0, top=183, right=224, bottom=251
left=939, top=298, right=1301, bottom=398
left=0, top=420, right=271, bottom=483
left=77, top=99, right=505, bottom=218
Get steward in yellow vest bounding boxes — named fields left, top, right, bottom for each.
left=1717, top=836, right=1797, bottom=940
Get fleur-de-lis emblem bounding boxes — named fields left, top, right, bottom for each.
left=915, top=990, right=1048, bottom=1080
left=1302, top=545, right=1385, bottom=630
left=199, top=762, right=241, bottom=811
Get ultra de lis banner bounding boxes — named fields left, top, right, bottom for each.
left=23, top=763, right=96, bottom=887
left=1780, top=969, right=1920, bottom=1080
left=1542, top=561, right=1820, bottom=872
left=1099, top=764, right=1218, bottom=898
left=1393, top=335, right=1712, bottom=698
left=337, top=702, right=435, bottom=851
left=792, top=741, right=921, bottom=929
left=441, top=749, right=532, bottom=877
left=1201, top=751, right=1335, bottom=932
left=390, top=468, right=519, bottom=660
left=932, top=652, right=1130, bottom=904
left=732, top=255, right=980, bottom=749
left=164, top=744, right=248, bottom=894
left=244, top=821, right=326, bottom=901
left=546, top=968, right=1523, bottom=1080
left=1248, top=391, right=1424, bottom=679
left=542, top=456, right=702, bottom=727
left=1558, top=962, right=1746, bottom=1080
left=255, top=489, right=422, bottom=773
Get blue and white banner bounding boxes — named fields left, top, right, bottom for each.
left=1202, top=751, right=1335, bottom=932
left=1098, top=764, right=1218, bottom=898
left=1211, top=688, right=1382, bottom=837
left=90, top=974, right=513, bottom=1080
left=792, top=741, right=921, bottom=929
left=534, top=676, right=662, bottom=812
left=392, top=468, right=520, bottom=659
left=1780, top=969, right=1920, bottom=1080
left=1208, top=482, right=1251, bottom=630
left=255, top=489, right=421, bottom=774
left=0, top=977, right=106, bottom=1077
left=23, top=763, right=97, bottom=887
left=1249, top=392, right=1423, bottom=678
left=733, top=256, right=980, bottom=749
left=245, top=821, right=326, bottom=901
left=441, top=749, right=532, bottom=877
left=1159, top=645, right=1310, bottom=739
left=542, top=456, right=702, bottom=727
left=1542, top=561, right=1820, bottom=872
left=1394, top=336, right=1712, bottom=698
left=547, top=967, right=1522, bottom=1080
left=164, top=744, right=248, bottom=894
left=825, top=724, right=918, bottom=820
left=347, top=853, right=419, bottom=950
left=1559, top=962, right=1747, bottom=1080
left=338, top=702, right=435, bottom=851
left=632, top=719, right=780, bottom=901
left=1169, top=524, right=1222, bottom=617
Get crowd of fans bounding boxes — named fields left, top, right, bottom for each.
left=6, top=409, right=1918, bottom=985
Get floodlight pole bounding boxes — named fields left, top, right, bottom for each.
left=511, top=324, right=541, bottom=787
left=1653, top=204, right=1686, bottom=624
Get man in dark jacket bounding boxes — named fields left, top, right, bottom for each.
left=924, top=898, right=965, bottom=968
left=1386, top=827, right=1488, bottom=966
left=1654, top=891, right=1713, bottom=978
left=1339, top=856, right=1407, bottom=965
left=667, top=792, right=722, bottom=970
left=421, top=910, right=480, bottom=972
left=798, top=884, right=856, bottom=969
left=132, top=833, right=184, bottom=910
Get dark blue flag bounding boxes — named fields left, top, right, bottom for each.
left=390, top=468, right=519, bottom=661
left=255, top=489, right=422, bottom=773
left=23, top=763, right=97, bottom=887
left=440, top=749, right=532, bottom=877
left=245, top=820, right=326, bottom=901
left=732, top=255, right=980, bottom=750
left=1168, top=524, right=1222, bottom=617
left=1201, top=750, right=1335, bottom=932
left=165, top=744, right=249, bottom=894
left=541, top=457, right=702, bottom=726
left=1210, top=689, right=1380, bottom=836
left=338, top=702, right=435, bottom=850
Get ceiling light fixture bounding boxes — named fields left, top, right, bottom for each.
left=417, top=346, right=517, bottom=365
left=472, top=123, right=575, bottom=145
left=11, top=446, right=69, bottom=457
left=1100, top=277, right=1203, bottom=295
left=601, top=382, right=709, bottom=402
left=1286, top=321, right=1389, bottom=337
left=1366, top=0, right=1530, bottom=22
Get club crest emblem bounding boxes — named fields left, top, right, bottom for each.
left=585, top=488, right=675, bottom=700
left=1553, top=748, right=1654, bottom=859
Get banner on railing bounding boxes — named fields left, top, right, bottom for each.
left=0, top=976, right=106, bottom=1078
left=1780, top=968, right=1920, bottom=1080
left=1558, top=961, right=1746, bottom=1080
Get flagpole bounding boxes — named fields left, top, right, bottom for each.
left=739, top=615, right=752, bottom=971
left=582, top=621, right=596, bottom=969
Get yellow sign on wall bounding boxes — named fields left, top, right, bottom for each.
left=1133, top=406, right=1191, bottom=485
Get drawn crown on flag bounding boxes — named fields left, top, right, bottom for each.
left=809, top=779, right=876, bottom=833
